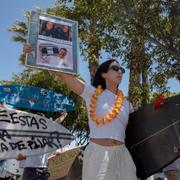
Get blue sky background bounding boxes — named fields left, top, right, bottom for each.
left=0, top=0, right=179, bottom=95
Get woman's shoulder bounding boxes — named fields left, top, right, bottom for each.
left=80, top=84, right=95, bottom=99
left=83, top=84, right=96, bottom=94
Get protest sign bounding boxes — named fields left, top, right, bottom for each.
left=0, top=107, right=74, bottom=160
left=48, top=146, right=83, bottom=179
left=26, top=10, right=78, bottom=74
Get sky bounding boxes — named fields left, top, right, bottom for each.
left=0, top=0, right=179, bottom=96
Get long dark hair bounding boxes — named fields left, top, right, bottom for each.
left=40, top=20, right=54, bottom=33
left=92, top=59, right=119, bottom=89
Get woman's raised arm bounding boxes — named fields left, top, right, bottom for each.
left=53, top=71, right=85, bottom=96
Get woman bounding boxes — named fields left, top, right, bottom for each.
left=24, top=44, right=138, bottom=180
left=39, top=20, right=56, bottom=38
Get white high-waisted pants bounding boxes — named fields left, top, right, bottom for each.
left=82, top=141, right=138, bottom=180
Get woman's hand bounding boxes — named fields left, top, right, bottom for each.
left=23, top=43, right=32, bottom=53
left=16, top=153, right=27, bottom=161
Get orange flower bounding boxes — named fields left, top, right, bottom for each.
left=89, top=85, right=124, bottom=125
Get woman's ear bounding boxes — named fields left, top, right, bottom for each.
left=101, top=72, right=107, bottom=79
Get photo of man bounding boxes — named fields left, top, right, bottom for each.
left=36, top=40, right=73, bottom=70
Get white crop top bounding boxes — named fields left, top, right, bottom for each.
left=80, top=84, right=134, bottom=143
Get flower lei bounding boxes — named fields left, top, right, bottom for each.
left=89, top=85, right=124, bottom=125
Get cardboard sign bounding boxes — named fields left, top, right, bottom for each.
left=0, top=107, right=74, bottom=160
left=48, top=146, right=82, bottom=179
left=26, top=10, right=78, bottom=74
left=0, top=85, right=75, bottom=112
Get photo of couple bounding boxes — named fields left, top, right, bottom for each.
left=39, top=19, right=72, bottom=41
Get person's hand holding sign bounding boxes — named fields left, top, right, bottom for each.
left=16, top=153, right=27, bottom=161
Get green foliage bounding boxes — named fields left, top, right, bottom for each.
left=112, top=0, right=180, bottom=108
left=149, top=91, right=179, bottom=104
left=9, top=20, right=28, bottom=43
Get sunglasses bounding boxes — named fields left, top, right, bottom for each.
left=108, top=65, right=125, bottom=74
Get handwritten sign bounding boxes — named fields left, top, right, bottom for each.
left=0, top=107, right=74, bottom=160
left=48, top=146, right=81, bottom=179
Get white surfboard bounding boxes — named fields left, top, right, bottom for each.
left=0, top=107, right=74, bottom=160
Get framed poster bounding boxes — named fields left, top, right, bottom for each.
left=26, top=11, right=78, bottom=74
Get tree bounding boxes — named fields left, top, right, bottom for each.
left=113, top=0, right=180, bottom=108
left=9, top=11, right=30, bottom=64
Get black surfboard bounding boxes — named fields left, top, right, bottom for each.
left=125, top=94, right=180, bottom=179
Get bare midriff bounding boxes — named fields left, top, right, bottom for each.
left=90, top=138, right=124, bottom=146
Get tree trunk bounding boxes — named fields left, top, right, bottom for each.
left=128, top=35, right=144, bottom=109
left=88, top=18, right=100, bottom=84
left=89, top=60, right=98, bottom=84
left=141, top=50, right=150, bottom=106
